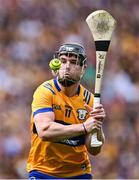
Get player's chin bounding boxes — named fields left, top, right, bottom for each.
left=85, top=133, right=102, bottom=156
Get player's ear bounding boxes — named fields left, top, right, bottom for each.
left=83, top=64, right=87, bottom=70
left=83, top=64, right=87, bottom=72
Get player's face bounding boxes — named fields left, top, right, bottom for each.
left=58, top=54, right=85, bottom=82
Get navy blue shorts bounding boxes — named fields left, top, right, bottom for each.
left=29, top=170, right=92, bottom=179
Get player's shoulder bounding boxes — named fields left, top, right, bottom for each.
left=80, top=84, right=94, bottom=105
left=34, top=79, right=56, bottom=96
left=80, top=84, right=94, bottom=96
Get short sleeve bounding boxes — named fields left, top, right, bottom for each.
left=32, top=85, right=54, bottom=117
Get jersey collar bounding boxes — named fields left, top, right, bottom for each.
left=54, top=78, right=61, bottom=92
left=53, top=78, right=80, bottom=95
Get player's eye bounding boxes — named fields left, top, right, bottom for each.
left=60, top=58, right=67, bottom=64
left=70, top=60, right=77, bottom=65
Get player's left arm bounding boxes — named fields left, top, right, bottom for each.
left=84, top=103, right=105, bottom=155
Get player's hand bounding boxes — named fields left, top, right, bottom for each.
left=84, top=103, right=106, bottom=122
left=84, top=116, right=103, bottom=133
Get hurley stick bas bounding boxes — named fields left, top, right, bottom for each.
left=86, top=10, right=116, bottom=147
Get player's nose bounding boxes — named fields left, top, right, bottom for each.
left=65, top=61, right=70, bottom=69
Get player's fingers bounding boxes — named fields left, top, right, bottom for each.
left=93, top=104, right=103, bottom=109
left=95, top=119, right=103, bottom=125
left=90, top=114, right=105, bottom=120
left=92, top=120, right=102, bottom=130
left=90, top=108, right=104, bottom=115
left=95, top=124, right=102, bottom=130
left=90, top=111, right=106, bottom=120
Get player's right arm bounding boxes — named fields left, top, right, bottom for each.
left=34, top=112, right=103, bottom=142
left=34, top=111, right=84, bottom=141
left=32, top=84, right=84, bottom=141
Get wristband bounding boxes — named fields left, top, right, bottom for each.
left=82, top=123, right=87, bottom=134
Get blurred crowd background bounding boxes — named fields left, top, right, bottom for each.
left=0, top=0, right=139, bottom=178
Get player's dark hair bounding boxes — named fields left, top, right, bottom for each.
left=56, top=43, right=87, bottom=66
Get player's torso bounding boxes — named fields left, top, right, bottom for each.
left=27, top=78, right=93, bottom=177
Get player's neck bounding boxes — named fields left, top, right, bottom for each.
left=58, top=82, right=80, bottom=97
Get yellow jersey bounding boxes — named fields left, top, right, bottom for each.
left=27, top=78, right=94, bottom=178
